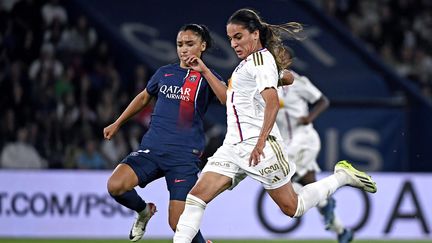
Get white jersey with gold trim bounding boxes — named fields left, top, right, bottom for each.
left=276, top=71, right=322, bottom=144
left=224, top=48, right=283, bottom=145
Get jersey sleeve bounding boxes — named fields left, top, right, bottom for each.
left=145, top=68, right=163, bottom=96
left=248, top=52, right=279, bottom=92
left=297, top=75, right=323, bottom=104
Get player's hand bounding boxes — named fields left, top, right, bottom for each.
left=279, top=69, right=294, bottom=86
left=103, top=122, right=120, bottom=140
left=249, top=139, right=266, bottom=166
left=185, top=55, right=207, bottom=72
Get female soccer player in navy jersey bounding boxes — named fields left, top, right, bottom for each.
left=103, top=24, right=224, bottom=243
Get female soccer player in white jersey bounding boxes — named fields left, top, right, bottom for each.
left=173, top=8, right=377, bottom=243
left=276, top=49, right=353, bottom=243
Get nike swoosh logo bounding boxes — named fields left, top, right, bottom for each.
left=138, top=149, right=150, bottom=153
left=164, top=73, right=174, bottom=77
left=174, top=179, right=186, bottom=183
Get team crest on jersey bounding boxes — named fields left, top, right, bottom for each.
left=189, top=75, right=197, bottom=82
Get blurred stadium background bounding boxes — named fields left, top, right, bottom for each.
left=1, top=0, right=431, bottom=242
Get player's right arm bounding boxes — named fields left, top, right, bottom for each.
left=185, top=55, right=227, bottom=104
left=103, top=89, right=153, bottom=140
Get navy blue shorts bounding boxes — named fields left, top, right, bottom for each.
left=121, top=147, right=201, bottom=201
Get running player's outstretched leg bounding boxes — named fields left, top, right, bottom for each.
left=294, top=160, right=377, bottom=217
left=294, top=178, right=353, bottom=243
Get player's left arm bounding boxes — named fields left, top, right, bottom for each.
left=249, top=87, right=279, bottom=166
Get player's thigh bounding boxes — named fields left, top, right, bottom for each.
left=115, top=150, right=163, bottom=190
left=266, top=181, right=298, bottom=217
left=197, top=144, right=245, bottom=202
left=107, top=163, right=139, bottom=194
left=164, top=154, right=201, bottom=201
left=190, top=171, right=232, bottom=203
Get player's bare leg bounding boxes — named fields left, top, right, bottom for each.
left=107, top=164, right=156, bottom=241
left=173, top=172, right=232, bottom=243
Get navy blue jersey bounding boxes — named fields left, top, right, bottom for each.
left=141, top=63, right=223, bottom=154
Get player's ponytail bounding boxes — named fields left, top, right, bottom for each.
left=227, top=8, right=304, bottom=72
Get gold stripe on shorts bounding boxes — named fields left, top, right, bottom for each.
left=267, top=136, right=290, bottom=176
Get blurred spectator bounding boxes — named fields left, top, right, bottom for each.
left=0, top=61, right=32, bottom=123
left=1, top=126, right=47, bottom=169
left=127, top=124, right=142, bottom=151
left=100, top=130, right=128, bottom=168
left=96, top=89, right=117, bottom=127
left=57, top=92, right=79, bottom=131
left=41, top=0, right=68, bottom=27
left=76, top=139, right=107, bottom=169
left=28, top=42, right=63, bottom=81
left=317, top=0, right=432, bottom=99
left=55, top=65, right=75, bottom=99
left=133, top=64, right=148, bottom=95
left=59, top=15, right=97, bottom=54
left=44, top=18, right=67, bottom=52
left=0, top=109, right=17, bottom=148
left=0, top=0, right=153, bottom=170
left=9, top=0, right=43, bottom=63
left=0, top=0, right=20, bottom=12
left=77, top=73, right=98, bottom=117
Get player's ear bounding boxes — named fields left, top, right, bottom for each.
left=253, top=29, right=260, bottom=41
left=201, top=42, right=207, bottom=52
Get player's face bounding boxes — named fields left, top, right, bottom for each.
left=227, top=23, right=261, bottom=59
left=177, top=30, right=206, bottom=67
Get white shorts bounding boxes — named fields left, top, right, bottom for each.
left=286, top=128, right=321, bottom=178
left=202, top=136, right=296, bottom=190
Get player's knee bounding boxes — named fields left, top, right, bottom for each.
left=107, top=176, right=126, bottom=196
left=279, top=202, right=297, bottom=217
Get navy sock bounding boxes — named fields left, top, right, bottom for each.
left=110, top=189, right=147, bottom=212
left=191, top=230, right=206, bottom=243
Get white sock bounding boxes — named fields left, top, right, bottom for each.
left=294, top=174, right=344, bottom=217
left=173, top=194, right=206, bottom=243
